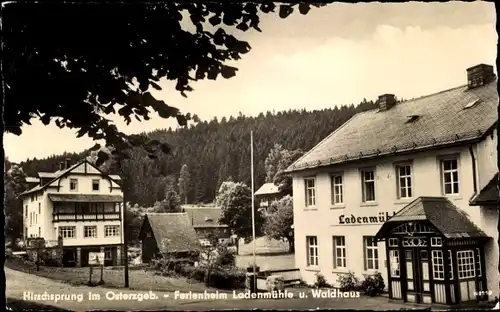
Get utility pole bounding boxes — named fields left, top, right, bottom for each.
left=120, top=159, right=130, bottom=288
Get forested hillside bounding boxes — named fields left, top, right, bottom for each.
left=19, top=99, right=377, bottom=206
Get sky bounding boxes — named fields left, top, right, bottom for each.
left=4, top=2, right=497, bottom=163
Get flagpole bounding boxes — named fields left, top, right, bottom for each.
left=251, top=130, right=256, bottom=291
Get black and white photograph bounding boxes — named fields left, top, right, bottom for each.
left=3, top=1, right=499, bottom=311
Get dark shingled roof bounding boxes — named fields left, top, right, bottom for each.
left=48, top=194, right=123, bottom=203
left=470, top=173, right=499, bottom=206
left=144, top=213, right=201, bottom=253
left=376, top=197, right=489, bottom=239
left=182, top=206, right=227, bottom=228
left=287, top=81, right=497, bottom=172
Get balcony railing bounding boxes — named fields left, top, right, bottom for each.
left=53, top=213, right=120, bottom=222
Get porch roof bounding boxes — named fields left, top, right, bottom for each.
left=48, top=194, right=123, bottom=203
left=375, top=196, right=489, bottom=239
left=470, top=173, right=499, bottom=206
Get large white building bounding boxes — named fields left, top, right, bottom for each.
left=19, top=158, right=124, bottom=267
left=286, top=64, right=498, bottom=305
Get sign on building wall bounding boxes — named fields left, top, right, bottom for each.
left=89, top=252, right=105, bottom=265
left=338, top=211, right=397, bottom=225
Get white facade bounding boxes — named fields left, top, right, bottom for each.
left=291, top=129, right=498, bottom=294
left=22, top=160, right=124, bottom=248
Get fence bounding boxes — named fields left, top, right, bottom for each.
left=255, top=268, right=301, bottom=291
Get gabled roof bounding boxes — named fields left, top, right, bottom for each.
left=182, top=206, right=227, bottom=228
left=376, top=197, right=489, bottom=239
left=18, top=158, right=121, bottom=197
left=470, top=173, right=499, bottom=206
left=287, top=81, right=498, bottom=172
left=254, top=183, right=281, bottom=196
left=141, top=213, right=201, bottom=253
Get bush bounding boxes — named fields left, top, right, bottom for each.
left=314, top=273, right=330, bottom=288
left=337, top=271, right=361, bottom=292
left=207, top=266, right=246, bottom=289
left=360, top=272, right=385, bottom=296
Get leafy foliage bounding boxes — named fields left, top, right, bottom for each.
left=337, top=271, right=361, bottom=292
left=361, top=272, right=385, bottom=296
left=156, top=175, right=182, bottom=213
left=4, top=2, right=326, bottom=164
left=216, top=181, right=263, bottom=239
left=263, top=195, right=294, bottom=252
left=4, top=159, right=27, bottom=242
left=264, top=145, right=303, bottom=195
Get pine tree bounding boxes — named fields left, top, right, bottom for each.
left=178, top=164, right=191, bottom=205
left=5, top=158, right=27, bottom=242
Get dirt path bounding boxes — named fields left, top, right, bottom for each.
left=6, top=267, right=413, bottom=311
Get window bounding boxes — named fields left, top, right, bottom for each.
left=59, top=226, right=76, bottom=238
left=363, top=236, right=379, bottom=270
left=38, top=203, right=41, bottom=214
left=146, top=232, right=152, bottom=238
left=448, top=250, right=454, bottom=279
left=331, top=174, right=343, bottom=204
left=304, top=178, right=316, bottom=207
left=332, top=236, right=346, bottom=268
left=38, top=227, right=41, bottom=238
left=396, top=164, right=412, bottom=199
left=361, top=169, right=376, bottom=202
left=92, top=179, right=100, bottom=191
left=35, top=213, right=37, bottom=224
left=70, top=179, right=78, bottom=191
left=105, top=225, right=120, bottom=237
left=25, top=206, right=28, bottom=219
left=441, top=158, right=459, bottom=195
left=306, top=236, right=318, bottom=267
left=432, top=250, right=445, bottom=280
left=31, top=195, right=34, bottom=202
left=430, top=237, right=443, bottom=247
left=388, top=238, right=398, bottom=247
left=105, top=249, right=112, bottom=260
left=457, top=250, right=475, bottom=279
left=30, top=212, right=32, bottom=225
left=389, top=250, right=400, bottom=277
left=476, top=248, right=482, bottom=277
left=84, top=226, right=97, bottom=238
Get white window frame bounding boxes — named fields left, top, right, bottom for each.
left=306, top=236, right=319, bottom=267
left=389, top=249, right=400, bottom=277
left=92, top=179, right=100, bottom=191
left=388, top=238, right=398, bottom=247
left=59, top=226, right=76, bottom=239
left=304, top=177, right=316, bottom=207
left=363, top=236, right=379, bottom=270
left=457, top=250, right=475, bottom=279
left=332, top=236, right=346, bottom=269
left=475, top=248, right=482, bottom=277
left=105, top=225, right=120, bottom=237
left=331, top=174, right=344, bottom=205
left=448, top=250, right=454, bottom=279
left=441, top=158, right=459, bottom=195
left=70, top=178, right=78, bottom=191
left=396, top=164, right=413, bottom=199
left=361, top=169, right=376, bottom=202
left=432, top=250, right=445, bottom=280
left=430, top=237, right=443, bottom=247
left=84, top=226, right=97, bottom=238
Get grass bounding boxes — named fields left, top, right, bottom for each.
left=5, top=258, right=221, bottom=293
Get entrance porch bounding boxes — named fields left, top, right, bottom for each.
left=375, top=197, right=490, bottom=305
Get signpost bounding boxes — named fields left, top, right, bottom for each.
left=89, top=252, right=105, bottom=285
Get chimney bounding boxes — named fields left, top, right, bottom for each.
left=378, top=94, right=396, bottom=111
left=65, top=158, right=71, bottom=169
left=467, top=64, right=496, bottom=89
left=58, top=162, right=64, bottom=171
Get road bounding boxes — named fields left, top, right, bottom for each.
left=6, top=267, right=413, bottom=311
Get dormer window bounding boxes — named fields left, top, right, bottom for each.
left=204, top=217, right=213, bottom=223
left=92, top=179, right=100, bottom=191
left=70, top=179, right=78, bottom=191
